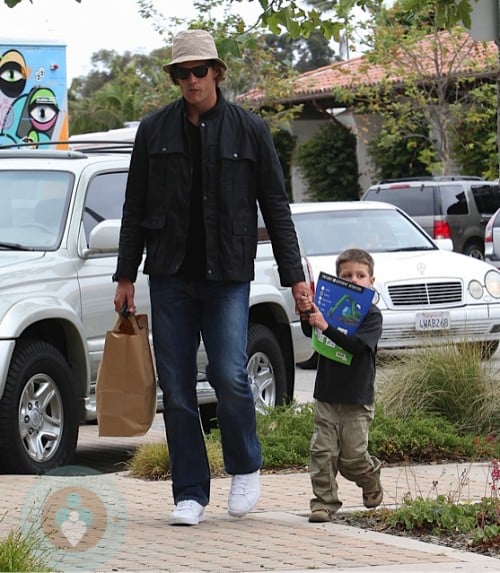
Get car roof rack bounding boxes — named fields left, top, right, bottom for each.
left=67, top=140, right=134, bottom=153
left=378, top=175, right=483, bottom=184
left=0, top=139, right=134, bottom=155
left=0, top=148, right=88, bottom=159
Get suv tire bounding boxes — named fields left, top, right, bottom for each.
left=463, top=240, right=484, bottom=260
left=0, top=339, right=79, bottom=474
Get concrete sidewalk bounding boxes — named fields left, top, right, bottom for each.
left=0, top=418, right=498, bottom=572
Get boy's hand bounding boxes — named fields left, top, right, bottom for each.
left=308, top=303, right=328, bottom=332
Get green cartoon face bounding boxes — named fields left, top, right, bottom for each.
left=28, top=87, right=59, bottom=130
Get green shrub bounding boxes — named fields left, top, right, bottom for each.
left=294, top=121, right=361, bottom=201
left=128, top=435, right=224, bottom=480
left=273, top=128, right=297, bottom=202
left=377, top=342, right=500, bottom=434
left=389, top=495, right=476, bottom=533
left=386, top=495, right=500, bottom=545
left=256, top=402, right=314, bottom=468
left=367, top=109, right=432, bottom=182
left=369, top=410, right=492, bottom=463
left=451, top=83, right=498, bottom=180
left=128, top=441, right=169, bottom=480
left=0, top=528, right=50, bottom=573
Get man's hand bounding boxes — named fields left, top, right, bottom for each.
left=114, top=279, right=136, bottom=315
left=292, top=281, right=313, bottom=316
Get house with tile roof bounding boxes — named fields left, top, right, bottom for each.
left=240, top=30, right=498, bottom=201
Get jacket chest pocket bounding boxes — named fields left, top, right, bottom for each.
left=220, top=151, right=257, bottom=193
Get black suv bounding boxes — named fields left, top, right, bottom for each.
left=361, top=176, right=500, bottom=259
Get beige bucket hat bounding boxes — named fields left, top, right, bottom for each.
left=162, top=30, right=227, bottom=72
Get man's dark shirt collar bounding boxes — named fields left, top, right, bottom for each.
left=181, top=87, right=225, bottom=122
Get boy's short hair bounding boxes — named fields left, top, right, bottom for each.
left=336, top=248, right=375, bottom=276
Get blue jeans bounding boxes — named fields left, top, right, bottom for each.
left=149, top=276, right=262, bottom=506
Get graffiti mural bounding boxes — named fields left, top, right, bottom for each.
left=0, top=42, right=68, bottom=147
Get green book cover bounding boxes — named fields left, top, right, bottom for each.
left=313, top=328, right=354, bottom=365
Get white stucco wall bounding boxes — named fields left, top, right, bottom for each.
left=289, top=110, right=384, bottom=203
left=347, top=113, right=384, bottom=191
left=289, top=118, right=325, bottom=203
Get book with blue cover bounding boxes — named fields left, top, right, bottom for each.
left=312, top=271, right=375, bottom=365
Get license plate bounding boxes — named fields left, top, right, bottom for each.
left=415, top=311, right=450, bottom=331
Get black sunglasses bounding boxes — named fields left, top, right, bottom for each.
left=173, top=64, right=210, bottom=80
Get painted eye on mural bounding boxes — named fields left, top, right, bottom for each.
left=30, top=103, right=58, bottom=124
left=0, top=65, right=24, bottom=83
left=0, top=62, right=27, bottom=98
left=27, top=87, right=59, bottom=132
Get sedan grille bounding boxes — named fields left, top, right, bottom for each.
left=388, top=281, right=462, bottom=306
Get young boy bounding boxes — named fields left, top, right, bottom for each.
left=301, top=248, right=383, bottom=523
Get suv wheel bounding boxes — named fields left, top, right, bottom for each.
left=463, top=241, right=484, bottom=260
left=247, top=323, right=287, bottom=413
left=0, top=339, right=79, bottom=474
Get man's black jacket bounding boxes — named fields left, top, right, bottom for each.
left=114, top=91, right=305, bottom=287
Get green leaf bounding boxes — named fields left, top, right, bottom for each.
left=216, top=37, right=241, bottom=60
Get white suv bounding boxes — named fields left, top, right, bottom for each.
left=0, top=147, right=312, bottom=474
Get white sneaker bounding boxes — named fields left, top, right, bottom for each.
left=169, top=500, right=205, bottom=526
left=227, top=470, right=260, bottom=517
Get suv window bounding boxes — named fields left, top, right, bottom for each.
left=364, top=185, right=435, bottom=217
left=470, top=183, right=500, bottom=214
left=0, top=170, right=73, bottom=249
left=440, top=185, right=468, bottom=215
left=82, top=171, right=127, bottom=242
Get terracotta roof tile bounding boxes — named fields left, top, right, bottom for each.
left=241, top=30, right=498, bottom=105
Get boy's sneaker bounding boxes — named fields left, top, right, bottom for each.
left=308, top=508, right=331, bottom=523
left=227, top=470, right=260, bottom=517
left=362, top=487, right=383, bottom=509
left=362, top=457, right=383, bottom=509
left=169, top=500, right=205, bottom=526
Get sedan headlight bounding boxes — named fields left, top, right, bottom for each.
left=468, top=280, right=484, bottom=299
left=485, top=270, right=500, bottom=298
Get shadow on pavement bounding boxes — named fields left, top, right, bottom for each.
left=72, top=443, right=137, bottom=474
left=71, top=414, right=166, bottom=475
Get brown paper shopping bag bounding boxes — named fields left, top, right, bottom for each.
left=96, top=313, right=157, bottom=437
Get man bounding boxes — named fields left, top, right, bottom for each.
left=113, top=29, right=311, bottom=526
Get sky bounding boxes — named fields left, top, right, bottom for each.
left=0, top=0, right=260, bottom=85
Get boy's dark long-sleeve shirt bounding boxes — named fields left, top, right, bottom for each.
left=302, top=305, right=383, bottom=405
